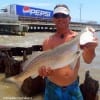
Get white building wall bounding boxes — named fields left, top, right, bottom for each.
left=0, top=4, right=18, bottom=22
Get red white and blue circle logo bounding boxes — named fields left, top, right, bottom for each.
left=23, top=6, right=31, bottom=13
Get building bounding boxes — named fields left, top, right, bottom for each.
left=1, top=4, right=53, bottom=22
left=0, top=4, right=100, bottom=32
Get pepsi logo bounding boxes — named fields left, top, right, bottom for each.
left=23, top=6, right=30, bottom=13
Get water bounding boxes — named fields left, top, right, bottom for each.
left=0, top=74, right=23, bottom=100
left=0, top=32, right=99, bottom=99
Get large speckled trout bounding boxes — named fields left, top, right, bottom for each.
left=6, top=35, right=81, bottom=87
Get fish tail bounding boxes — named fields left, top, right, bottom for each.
left=5, top=77, right=23, bottom=88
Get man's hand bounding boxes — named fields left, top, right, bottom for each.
left=83, top=42, right=98, bottom=49
left=81, top=41, right=98, bottom=64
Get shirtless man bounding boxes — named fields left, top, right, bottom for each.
left=39, top=4, right=98, bottom=100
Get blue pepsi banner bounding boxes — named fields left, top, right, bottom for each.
left=16, top=5, right=53, bottom=19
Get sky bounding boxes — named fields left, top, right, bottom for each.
left=0, top=0, right=100, bottom=23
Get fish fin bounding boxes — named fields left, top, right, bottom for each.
left=5, top=77, right=23, bottom=88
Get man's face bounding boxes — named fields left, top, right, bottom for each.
left=53, top=13, right=71, bottom=29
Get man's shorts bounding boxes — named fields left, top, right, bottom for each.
left=44, top=78, right=83, bottom=100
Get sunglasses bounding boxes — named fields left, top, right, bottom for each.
left=53, top=13, right=69, bottom=19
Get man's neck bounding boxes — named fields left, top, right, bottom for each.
left=56, top=29, right=71, bottom=38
